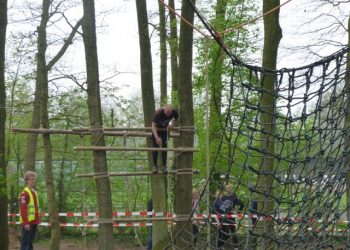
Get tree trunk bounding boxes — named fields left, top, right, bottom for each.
left=0, top=0, right=8, bottom=249
left=208, top=0, right=228, bottom=203
left=58, top=132, right=69, bottom=231
left=24, top=48, right=42, bottom=173
left=24, top=4, right=81, bottom=174
left=169, top=0, right=178, bottom=107
left=174, top=0, right=195, bottom=248
left=81, top=0, right=113, bottom=249
left=36, top=1, right=61, bottom=249
left=168, top=0, right=181, bottom=177
left=256, top=0, right=282, bottom=249
left=135, top=1, right=168, bottom=249
left=345, top=14, right=350, bottom=242
left=158, top=1, right=167, bottom=105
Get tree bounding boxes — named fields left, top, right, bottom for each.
left=0, top=0, right=8, bottom=249
left=81, top=0, right=114, bottom=249
left=24, top=2, right=82, bottom=173
left=158, top=1, right=167, bottom=105
left=135, top=1, right=169, bottom=249
left=168, top=0, right=179, bottom=107
left=30, top=1, right=83, bottom=248
left=174, top=0, right=195, bottom=248
left=345, top=14, right=350, bottom=234
left=256, top=0, right=282, bottom=248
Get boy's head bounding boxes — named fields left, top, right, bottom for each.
left=24, top=171, right=36, bottom=188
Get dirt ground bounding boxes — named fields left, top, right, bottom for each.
left=9, top=228, right=143, bottom=250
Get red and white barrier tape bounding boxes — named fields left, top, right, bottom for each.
left=8, top=221, right=153, bottom=227
left=8, top=211, right=170, bottom=217
left=8, top=212, right=349, bottom=224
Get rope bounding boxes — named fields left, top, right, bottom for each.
left=92, top=172, right=109, bottom=179
left=218, top=0, right=293, bottom=35
left=168, top=2, right=350, bottom=247
left=158, top=0, right=210, bottom=39
left=97, top=218, right=114, bottom=224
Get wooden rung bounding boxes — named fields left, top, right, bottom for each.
left=76, top=169, right=200, bottom=178
left=73, top=127, right=181, bottom=132
left=12, top=128, right=84, bottom=135
left=11, top=128, right=179, bottom=137
left=95, top=131, right=179, bottom=138
left=74, top=146, right=199, bottom=152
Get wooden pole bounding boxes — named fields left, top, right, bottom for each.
left=74, top=146, right=199, bottom=152
left=12, top=128, right=84, bottom=135
left=12, top=128, right=180, bottom=137
left=76, top=169, right=200, bottom=178
left=73, top=127, right=183, bottom=132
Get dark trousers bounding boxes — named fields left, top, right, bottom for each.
left=20, top=224, right=37, bottom=250
left=147, top=226, right=152, bottom=250
left=217, top=224, right=238, bottom=249
left=193, top=224, right=199, bottom=246
left=152, top=130, right=168, bottom=166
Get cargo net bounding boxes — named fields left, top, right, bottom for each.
left=168, top=4, right=350, bottom=250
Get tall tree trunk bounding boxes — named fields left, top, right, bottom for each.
left=25, top=43, right=42, bottom=173
left=345, top=14, right=350, bottom=242
left=0, top=0, right=8, bottom=249
left=159, top=1, right=167, bottom=105
left=135, top=1, right=168, bottom=249
left=174, top=0, right=195, bottom=248
left=58, top=133, right=69, bottom=213
left=209, top=0, right=228, bottom=201
left=169, top=0, right=178, bottom=107
left=36, top=1, right=61, bottom=249
left=81, top=1, right=113, bottom=249
left=256, top=0, right=282, bottom=249
left=24, top=4, right=81, bottom=174
left=168, top=0, right=180, bottom=175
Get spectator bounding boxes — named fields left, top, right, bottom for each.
left=19, top=171, right=40, bottom=250
left=250, top=200, right=258, bottom=227
left=213, top=185, right=244, bottom=249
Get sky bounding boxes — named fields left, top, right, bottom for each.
left=7, top=0, right=350, bottom=101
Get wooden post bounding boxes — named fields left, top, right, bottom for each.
left=74, top=146, right=198, bottom=152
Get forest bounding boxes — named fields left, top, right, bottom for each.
left=1, top=0, right=350, bottom=250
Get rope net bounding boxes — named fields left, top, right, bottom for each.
left=176, top=47, right=350, bottom=249
left=168, top=3, right=350, bottom=248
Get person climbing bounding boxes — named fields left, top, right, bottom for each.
left=151, top=104, right=179, bottom=173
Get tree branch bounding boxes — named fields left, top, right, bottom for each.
left=46, top=17, right=82, bottom=71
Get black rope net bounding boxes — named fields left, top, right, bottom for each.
left=168, top=2, right=350, bottom=249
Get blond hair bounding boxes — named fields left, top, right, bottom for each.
left=24, top=171, right=36, bottom=183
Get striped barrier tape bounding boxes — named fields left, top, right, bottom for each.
left=8, top=212, right=350, bottom=225
left=8, top=211, right=171, bottom=217
left=8, top=221, right=153, bottom=227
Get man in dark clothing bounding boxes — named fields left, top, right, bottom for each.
left=213, top=185, right=244, bottom=249
left=151, top=104, right=179, bottom=173
left=250, top=200, right=258, bottom=226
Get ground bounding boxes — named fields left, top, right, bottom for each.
left=9, top=228, right=143, bottom=250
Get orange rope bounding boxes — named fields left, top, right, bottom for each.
left=158, top=0, right=210, bottom=39
left=219, top=0, right=292, bottom=35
